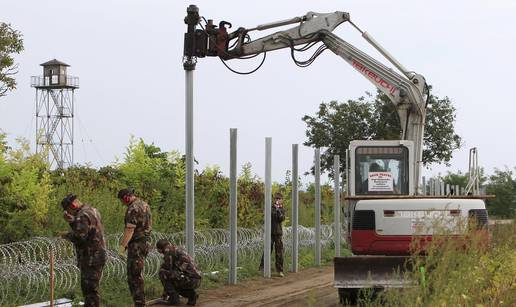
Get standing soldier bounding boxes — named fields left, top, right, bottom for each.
left=259, top=192, right=286, bottom=277
left=61, top=194, right=107, bottom=307
left=156, top=239, right=201, bottom=306
left=117, top=188, right=152, bottom=307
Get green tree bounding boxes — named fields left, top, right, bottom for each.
left=302, top=90, right=462, bottom=177
left=0, top=22, right=24, bottom=98
left=236, top=162, right=264, bottom=228
left=302, top=97, right=373, bottom=176
left=422, top=94, right=462, bottom=165
left=118, top=137, right=187, bottom=232
left=485, top=168, right=516, bottom=218
left=440, top=168, right=487, bottom=194
left=0, top=134, right=53, bottom=243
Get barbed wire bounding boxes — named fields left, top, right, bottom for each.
left=0, top=224, right=341, bottom=305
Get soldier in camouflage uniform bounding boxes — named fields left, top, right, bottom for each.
left=61, top=194, right=107, bottom=307
left=259, top=192, right=286, bottom=276
left=117, top=188, right=152, bottom=307
left=156, top=239, right=201, bottom=306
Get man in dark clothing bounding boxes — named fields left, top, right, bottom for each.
left=156, top=239, right=202, bottom=306
left=117, top=188, right=152, bottom=307
left=61, top=194, right=107, bottom=307
left=260, top=192, right=286, bottom=276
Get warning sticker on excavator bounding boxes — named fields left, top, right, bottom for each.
left=368, top=172, right=393, bottom=191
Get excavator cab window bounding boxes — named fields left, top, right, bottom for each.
left=355, top=146, right=409, bottom=195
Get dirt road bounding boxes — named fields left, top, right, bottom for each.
left=152, top=265, right=339, bottom=307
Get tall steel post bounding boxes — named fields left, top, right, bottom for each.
left=333, top=155, right=341, bottom=257
left=183, top=4, right=199, bottom=258
left=264, top=137, right=272, bottom=278
left=291, top=144, right=299, bottom=272
left=185, top=68, right=195, bottom=257
left=314, top=148, right=321, bottom=266
left=229, top=128, right=238, bottom=284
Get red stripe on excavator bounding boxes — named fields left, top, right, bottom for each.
left=351, top=230, right=432, bottom=256
left=351, top=229, right=491, bottom=255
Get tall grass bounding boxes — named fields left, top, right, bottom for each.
left=360, top=221, right=516, bottom=306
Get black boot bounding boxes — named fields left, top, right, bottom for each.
left=186, top=291, right=198, bottom=306
left=179, top=289, right=198, bottom=306
left=166, top=293, right=180, bottom=306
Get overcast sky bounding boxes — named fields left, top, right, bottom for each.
left=1, top=0, right=515, bottom=185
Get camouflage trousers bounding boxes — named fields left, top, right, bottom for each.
left=259, top=234, right=284, bottom=273
left=127, top=240, right=149, bottom=306
left=159, top=269, right=200, bottom=299
left=79, top=261, right=105, bottom=307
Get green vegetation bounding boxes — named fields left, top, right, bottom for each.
left=0, top=133, right=338, bottom=243
left=0, top=22, right=24, bottom=98
left=485, top=168, right=516, bottom=218
left=353, top=222, right=516, bottom=307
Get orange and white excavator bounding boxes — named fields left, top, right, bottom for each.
left=184, top=6, right=490, bottom=303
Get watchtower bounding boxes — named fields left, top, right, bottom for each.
left=31, top=59, right=79, bottom=169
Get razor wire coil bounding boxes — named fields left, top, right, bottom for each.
left=0, top=224, right=341, bottom=305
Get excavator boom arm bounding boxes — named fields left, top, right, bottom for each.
left=190, top=10, right=428, bottom=193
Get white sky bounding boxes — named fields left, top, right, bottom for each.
left=1, top=0, right=515, bottom=184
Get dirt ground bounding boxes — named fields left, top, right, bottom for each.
left=151, top=265, right=339, bottom=307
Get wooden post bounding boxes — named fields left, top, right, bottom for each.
left=50, top=250, right=54, bottom=307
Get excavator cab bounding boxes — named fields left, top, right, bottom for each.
left=350, top=140, right=414, bottom=196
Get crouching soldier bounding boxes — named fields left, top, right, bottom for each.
left=156, top=239, right=202, bottom=306
left=61, top=194, right=107, bottom=307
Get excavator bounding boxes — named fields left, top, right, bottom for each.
left=184, top=5, right=490, bottom=303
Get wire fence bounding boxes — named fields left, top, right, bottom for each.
left=0, top=225, right=337, bottom=305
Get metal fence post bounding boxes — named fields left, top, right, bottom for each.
left=291, top=144, right=299, bottom=273
left=334, top=155, right=341, bottom=257
left=185, top=67, right=195, bottom=258
left=315, top=148, right=321, bottom=266
left=264, top=137, right=272, bottom=278
left=229, top=128, right=238, bottom=284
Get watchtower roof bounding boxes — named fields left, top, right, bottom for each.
left=40, top=59, right=70, bottom=67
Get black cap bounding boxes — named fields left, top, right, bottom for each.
left=274, top=192, right=283, bottom=199
left=117, top=188, right=135, bottom=199
left=61, top=194, right=77, bottom=210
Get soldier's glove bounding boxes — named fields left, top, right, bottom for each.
left=118, top=245, right=127, bottom=257
left=63, top=211, right=75, bottom=223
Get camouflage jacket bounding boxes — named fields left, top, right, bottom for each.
left=125, top=198, right=152, bottom=243
left=65, top=205, right=107, bottom=266
left=271, top=204, right=285, bottom=235
left=161, top=246, right=201, bottom=280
